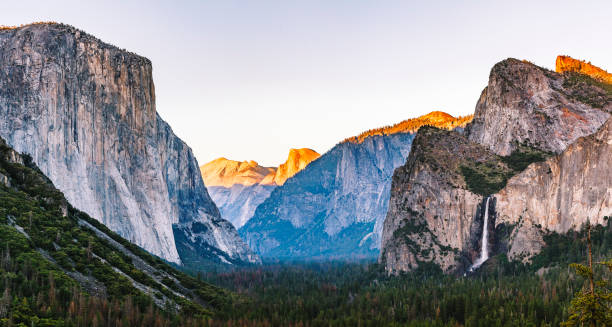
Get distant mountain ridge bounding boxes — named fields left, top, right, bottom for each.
left=201, top=158, right=276, bottom=188
left=201, top=149, right=320, bottom=228
left=239, top=111, right=473, bottom=260
left=343, top=111, right=473, bottom=143
left=202, top=148, right=320, bottom=188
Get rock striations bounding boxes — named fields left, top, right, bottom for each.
left=381, top=58, right=611, bottom=274
left=201, top=149, right=320, bottom=228
left=240, top=112, right=472, bottom=260
left=0, top=23, right=259, bottom=265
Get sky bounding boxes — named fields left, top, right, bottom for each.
left=1, top=1, right=611, bottom=166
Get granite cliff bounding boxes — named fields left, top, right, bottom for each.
left=240, top=112, right=472, bottom=260
left=0, top=23, right=258, bottom=266
left=380, top=126, right=507, bottom=272
left=201, top=149, right=320, bottom=228
left=381, top=58, right=611, bottom=274
left=0, top=135, right=232, bottom=314
left=466, top=59, right=610, bottom=156
left=495, top=116, right=612, bottom=261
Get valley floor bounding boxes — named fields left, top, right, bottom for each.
left=200, top=220, right=612, bottom=327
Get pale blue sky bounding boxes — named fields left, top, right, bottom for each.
left=1, top=1, right=610, bottom=166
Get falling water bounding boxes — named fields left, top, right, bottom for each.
left=470, top=197, right=491, bottom=272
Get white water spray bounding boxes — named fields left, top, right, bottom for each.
left=470, top=197, right=491, bottom=272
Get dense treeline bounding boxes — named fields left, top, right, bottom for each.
left=201, top=220, right=612, bottom=327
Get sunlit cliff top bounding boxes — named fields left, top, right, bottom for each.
left=343, top=111, right=473, bottom=144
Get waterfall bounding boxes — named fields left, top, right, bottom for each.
left=470, top=197, right=491, bottom=272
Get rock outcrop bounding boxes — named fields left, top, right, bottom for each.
left=556, top=55, right=612, bottom=84
left=240, top=112, right=472, bottom=260
left=0, top=23, right=258, bottom=265
left=495, top=117, right=612, bottom=260
left=201, top=149, right=319, bottom=228
left=381, top=58, right=611, bottom=274
left=379, top=126, right=509, bottom=273
left=467, top=59, right=611, bottom=156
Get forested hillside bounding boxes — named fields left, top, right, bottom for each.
left=0, top=137, right=237, bottom=326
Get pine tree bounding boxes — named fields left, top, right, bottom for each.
left=562, top=222, right=612, bottom=327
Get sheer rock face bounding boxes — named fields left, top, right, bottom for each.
left=200, top=149, right=319, bottom=228
left=239, top=112, right=471, bottom=260
left=379, top=127, right=499, bottom=273
left=381, top=58, right=611, bottom=274
left=262, top=148, right=320, bottom=186
left=495, top=117, right=612, bottom=259
left=0, top=23, right=258, bottom=264
left=467, top=59, right=611, bottom=156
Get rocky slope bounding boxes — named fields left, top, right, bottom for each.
left=0, top=23, right=258, bottom=266
left=201, top=149, right=320, bottom=228
left=240, top=112, right=472, bottom=260
left=0, top=135, right=231, bottom=315
left=381, top=58, right=611, bottom=274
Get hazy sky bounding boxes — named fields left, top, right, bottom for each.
left=1, top=1, right=611, bottom=166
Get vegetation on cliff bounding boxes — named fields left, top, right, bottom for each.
left=560, top=72, right=612, bottom=108
left=461, top=143, right=551, bottom=196
left=404, top=125, right=550, bottom=197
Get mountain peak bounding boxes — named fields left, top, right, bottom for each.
left=269, top=148, right=320, bottom=186
left=201, top=148, right=320, bottom=188
left=467, top=57, right=611, bottom=156
left=258, top=148, right=320, bottom=186
left=343, top=111, right=473, bottom=144
left=556, top=55, right=612, bottom=84
left=419, top=110, right=455, bottom=121
left=201, top=158, right=275, bottom=187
